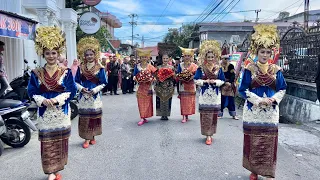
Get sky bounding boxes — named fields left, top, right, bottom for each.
left=95, top=0, right=320, bottom=47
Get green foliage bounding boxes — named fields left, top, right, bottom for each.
left=66, top=0, right=112, bottom=52
left=76, top=26, right=112, bottom=52
left=163, top=24, right=198, bottom=57
left=163, top=24, right=196, bottom=47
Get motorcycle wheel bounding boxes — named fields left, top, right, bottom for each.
left=0, top=140, right=3, bottom=156
left=70, top=101, right=78, bottom=120
left=1, top=118, right=31, bottom=148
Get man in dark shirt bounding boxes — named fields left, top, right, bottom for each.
left=128, top=54, right=136, bottom=93
left=120, top=57, right=131, bottom=94
left=107, top=54, right=120, bottom=95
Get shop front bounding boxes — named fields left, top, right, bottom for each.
left=0, top=10, right=37, bottom=81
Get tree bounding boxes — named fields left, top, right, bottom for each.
left=163, top=24, right=198, bottom=57
left=66, top=0, right=112, bottom=51
left=76, top=26, right=112, bottom=51
left=163, top=24, right=197, bottom=47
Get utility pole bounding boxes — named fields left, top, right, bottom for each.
left=304, top=0, right=310, bottom=31
left=129, top=14, right=138, bottom=46
left=141, top=35, right=144, bottom=48
left=255, top=9, right=261, bottom=23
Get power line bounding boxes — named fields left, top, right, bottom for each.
left=194, top=0, right=215, bottom=23
left=219, top=0, right=241, bottom=21
left=200, top=0, right=225, bottom=22
left=148, top=0, right=175, bottom=34
left=211, top=0, right=235, bottom=22
left=260, top=0, right=302, bottom=21
left=294, top=1, right=304, bottom=15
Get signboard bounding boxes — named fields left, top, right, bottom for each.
left=83, top=0, right=102, bottom=6
left=0, top=12, right=36, bottom=40
left=79, top=12, right=101, bottom=34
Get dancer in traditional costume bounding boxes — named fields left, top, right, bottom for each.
left=219, top=54, right=239, bottom=120
left=75, top=37, right=108, bottom=148
left=27, top=26, right=77, bottom=180
left=176, top=47, right=198, bottom=123
left=133, top=49, right=157, bottom=126
left=155, top=54, right=175, bottom=120
left=194, top=40, right=225, bottom=145
left=238, top=24, right=287, bottom=180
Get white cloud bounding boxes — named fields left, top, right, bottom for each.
left=100, top=0, right=142, bottom=14
left=124, top=40, right=132, bottom=44
left=138, top=23, right=167, bottom=33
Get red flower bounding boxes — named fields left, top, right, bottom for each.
left=177, top=70, right=193, bottom=82
left=136, top=70, right=153, bottom=83
left=158, top=68, right=174, bottom=82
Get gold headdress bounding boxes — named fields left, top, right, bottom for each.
left=34, top=26, right=66, bottom=55
left=77, top=37, right=101, bottom=62
left=179, top=47, right=195, bottom=56
left=136, top=49, right=152, bottom=57
left=199, top=40, right=221, bottom=65
left=250, top=24, right=280, bottom=54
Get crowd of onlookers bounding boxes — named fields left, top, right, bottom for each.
left=57, top=53, right=200, bottom=96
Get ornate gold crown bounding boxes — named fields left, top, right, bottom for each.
left=250, top=24, right=280, bottom=53
left=179, top=46, right=195, bottom=56
left=34, top=26, right=66, bottom=55
left=136, top=49, right=152, bottom=57
left=198, top=40, right=221, bottom=65
left=77, top=37, right=101, bottom=62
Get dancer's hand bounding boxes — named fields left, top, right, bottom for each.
left=42, top=99, right=54, bottom=107
left=209, top=80, right=216, bottom=84
left=82, top=88, right=90, bottom=94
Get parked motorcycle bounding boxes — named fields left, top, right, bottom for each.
left=0, top=99, right=36, bottom=154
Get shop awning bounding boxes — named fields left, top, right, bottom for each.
left=0, top=10, right=38, bottom=41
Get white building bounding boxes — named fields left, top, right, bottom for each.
left=0, top=0, right=77, bottom=81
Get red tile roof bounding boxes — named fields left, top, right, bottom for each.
left=109, top=40, right=121, bottom=49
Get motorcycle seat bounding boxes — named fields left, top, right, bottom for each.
left=0, top=99, right=23, bottom=109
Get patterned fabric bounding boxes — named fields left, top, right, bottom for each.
left=155, top=65, right=175, bottom=117
left=75, top=63, right=107, bottom=140
left=243, top=125, right=278, bottom=178
left=220, top=63, right=237, bottom=116
left=39, top=127, right=71, bottom=174
left=134, top=63, right=157, bottom=118
left=177, top=62, right=198, bottom=116
left=200, top=108, right=219, bottom=136
left=78, top=108, right=102, bottom=140
left=179, top=92, right=196, bottom=115
left=238, top=62, right=286, bottom=178
left=156, top=97, right=172, bottom=116
left=137, top=88, right=153, bottom=118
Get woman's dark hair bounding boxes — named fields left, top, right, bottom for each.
left=0, top=41, right=5, bottom=46
left=205, top=50, right=214, bottom=58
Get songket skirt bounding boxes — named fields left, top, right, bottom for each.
left=78, top=108, right=102, bottom=140
left=179, top=92, right=195, bottom=115
left=156, top=97, right=172, bottom=116
left=137, top=82, right=153, bottom=118
left=39, top=127, right=71, bottom=174
left=243, top=124, right=278, bottom=178
left=199, top=105, right=220, bottom=136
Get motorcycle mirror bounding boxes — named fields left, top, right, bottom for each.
left=24, top=59, right=28, bottom=64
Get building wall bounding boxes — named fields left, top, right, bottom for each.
left=206, top=31, right=249, bottom=45
left=0, top=0, right=77, bottom=81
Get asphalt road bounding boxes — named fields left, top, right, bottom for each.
left=0, top=91, right=319, bottom=180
